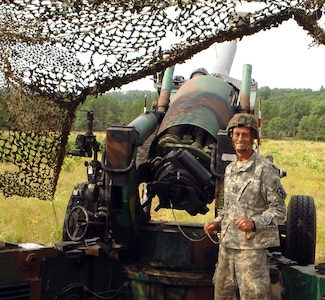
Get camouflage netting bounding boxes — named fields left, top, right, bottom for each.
left=0, top=0, right=324, bottom=200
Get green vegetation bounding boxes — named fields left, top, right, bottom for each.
left=70, top=87, right=325, bottom=141
left=0, top=87, right=324, bottom=262
left=259, top=87, right=325, bottom=141
left=72, top=90, right=157, bottom=131
left=0, top=137, right=324, bottom=263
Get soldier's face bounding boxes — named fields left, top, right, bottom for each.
left=232, top=127, right=252, bottom=152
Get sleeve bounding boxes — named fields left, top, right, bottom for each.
left=251, top=165, right=287, bottom=230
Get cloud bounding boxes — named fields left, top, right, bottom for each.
left=122, top=18, right=325, bottom=92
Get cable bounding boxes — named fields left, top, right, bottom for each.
left=207, top=231, right=219, bottom=245
left=170, top=198, right=232, bottom=246
left=55, top=282, right=130, bottom=300
left=85, top=282, right=130, bottom=299
left=54, top=283, right=84, bottom=300
left=169, top=199, right=217, bottom=243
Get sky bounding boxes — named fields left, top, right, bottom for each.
left=122, top=18, right=325, bottom=92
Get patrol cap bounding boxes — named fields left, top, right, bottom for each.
left=226, top=113, right=259, bottom=139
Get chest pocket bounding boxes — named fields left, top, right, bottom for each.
left=238, top=165, right=267, bottom=210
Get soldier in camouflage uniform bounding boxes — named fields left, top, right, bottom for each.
left=204, top=113, right=287, bottom=300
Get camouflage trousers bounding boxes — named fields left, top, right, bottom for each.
left=213, top=245, right=270, bottom=300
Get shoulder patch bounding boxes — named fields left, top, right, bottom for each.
left=277, top=187, right=287, bottom=199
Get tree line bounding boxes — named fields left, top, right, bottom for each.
left=259, top=87, right=325, bottom=141
left=72, top=90, right=157, bottom=132
left=73, top=87, right=325, bottom=141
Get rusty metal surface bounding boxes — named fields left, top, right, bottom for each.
left=0, top=242, right=58, bottom=299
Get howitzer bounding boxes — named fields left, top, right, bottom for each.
left=0, top=43, right=322, bottom=300
left=53, top=60, right=318, bottom=299
left=54, top=62, right=258, bottom=299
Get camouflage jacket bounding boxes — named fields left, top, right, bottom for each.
left=215, top=152, right=287, bottom=249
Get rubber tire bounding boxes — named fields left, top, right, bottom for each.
left=285, top=195, right=316, bottom=265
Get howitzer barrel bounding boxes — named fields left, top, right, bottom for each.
left=154, top=75, right=233, bottom=144
left=128, top=111, right=164, bottom=145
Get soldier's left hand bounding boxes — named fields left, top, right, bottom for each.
left=234, top=217, right=255, bottom=232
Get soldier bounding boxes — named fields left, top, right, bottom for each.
left=204, top=113, right=287, bottom=300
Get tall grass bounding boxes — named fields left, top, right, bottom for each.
left=0, top=137, right=324, bottom=263
left=260, top=140, right=325, bottom=263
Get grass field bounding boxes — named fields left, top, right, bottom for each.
left=0, top=137, right=324, bottom=263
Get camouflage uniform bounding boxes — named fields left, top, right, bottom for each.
left=213, top=151, right=287, bottom=300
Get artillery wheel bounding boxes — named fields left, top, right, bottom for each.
left=285, top=195, right=316, bottom=265
left=54, top=283, right=84, bottom=300
left=65, top=205, right=89, bottom=241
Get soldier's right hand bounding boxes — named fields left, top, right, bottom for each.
left=204, top=221, right=219, bottom=234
